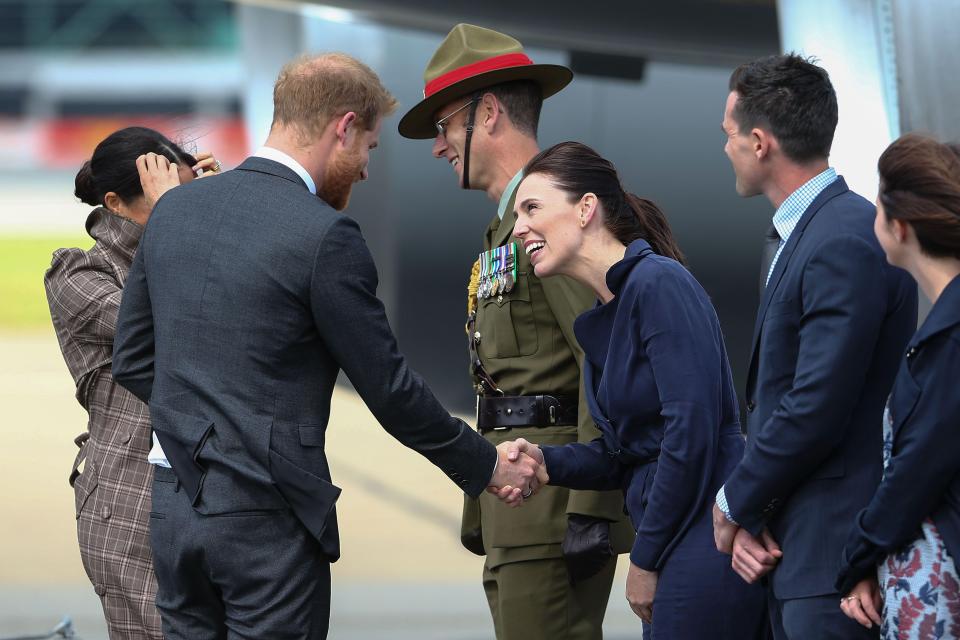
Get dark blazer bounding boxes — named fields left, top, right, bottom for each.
left=837, top=274, right=960, bottom=594
left=723, top=177, right=917, bottom=599
left=112, top=157, right=497, bottom=561
left=540, top=240, right=745, bottom=571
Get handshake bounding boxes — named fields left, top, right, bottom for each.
left=486, top=438, right=548, bottom=507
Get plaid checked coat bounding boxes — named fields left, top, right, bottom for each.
left=45, top=207, right=162, bottom=639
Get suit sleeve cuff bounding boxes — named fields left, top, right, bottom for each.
left=541, top=445, right=569, bottom=486
left=629, top=535, right=659, bottom=571
left=835, top=508, right=886, bottom=594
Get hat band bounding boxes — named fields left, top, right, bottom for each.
left=424, top=52, right=533, bottom=98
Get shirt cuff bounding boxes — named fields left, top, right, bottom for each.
left=715, top=486, right=739, bottom=525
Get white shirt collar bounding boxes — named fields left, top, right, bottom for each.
left=253, top=146, right=317, bottom=195
left=771, top=167, right=837, bottom=243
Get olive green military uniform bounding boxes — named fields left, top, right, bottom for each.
left=398, top=23, right=636, bottom=640
left=464, top=180, right=635, bottom=640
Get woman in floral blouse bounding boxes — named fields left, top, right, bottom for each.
left=836, top=134, right=960, bottom=639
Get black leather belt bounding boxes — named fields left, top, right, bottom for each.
left=477, top=395, right=578, bottom=432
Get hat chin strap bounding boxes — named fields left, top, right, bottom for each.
left=460, top=91, right=482, bottom=191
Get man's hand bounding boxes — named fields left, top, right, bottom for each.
left=626, top=562, right=657, bottom=623
left=713, top=502, right=739, bottom=554
left=137, top=153, right=182, bottom=210
left=730, top=527, right=782, bottom=583
left=840, top=575, right=883, bottom=629
left=505, top=437, right=545, bottom=466
left=487, top=441, right=547, bottom=507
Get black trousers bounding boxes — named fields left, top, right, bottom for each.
left=150, top=466, right=331, bottom=639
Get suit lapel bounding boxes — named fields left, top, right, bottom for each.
left=746, top=177, right=850, bottom=380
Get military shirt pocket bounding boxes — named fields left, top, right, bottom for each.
left=478, top=272, right=538, bottom=359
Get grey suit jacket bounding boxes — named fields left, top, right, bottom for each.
left=112, top=157, right=497, bottom=561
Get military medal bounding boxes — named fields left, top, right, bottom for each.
left=502, top=243, right=517, bottom=292
left=476, top=243, right=520, bottom=300
left=491, top=246, right=501, bottom=295
left=490, top=246, right=501, bottom=297
left=478, top=250, right=490, bottom=299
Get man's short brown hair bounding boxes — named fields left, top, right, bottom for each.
left=271, top=53, right=398, bottom=141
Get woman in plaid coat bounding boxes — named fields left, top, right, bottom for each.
left=44, top=127, right=217, bottom=638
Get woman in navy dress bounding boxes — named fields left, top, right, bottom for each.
left=503, top=141, right=767, bottom=638
left=837, top=135, right=960, bottom=638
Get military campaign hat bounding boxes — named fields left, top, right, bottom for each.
left=398, top=23, right=573, bottom=139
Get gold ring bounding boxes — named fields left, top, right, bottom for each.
left=212, top=160, right=222, bottom=172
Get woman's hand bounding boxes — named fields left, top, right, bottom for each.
left=192, top=151, right=223, bottom=178
left=840, top=575, right=883, bottom=629
left=137, top=152, right=182, bottom=210
left=626, top=562, right=657, bottom=623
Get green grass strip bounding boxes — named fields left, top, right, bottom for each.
left=0, top=234, right=94, bottom=331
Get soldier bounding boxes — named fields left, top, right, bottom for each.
left=399, top=24, right=634, bottom=639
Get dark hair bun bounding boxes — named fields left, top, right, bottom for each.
left=74, top=160, right=100, bottom=206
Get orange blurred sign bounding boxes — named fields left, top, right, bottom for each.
left=0, top=116, right=250, bottom=170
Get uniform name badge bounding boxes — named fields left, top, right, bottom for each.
left=476, top=242, right=518, bottom=300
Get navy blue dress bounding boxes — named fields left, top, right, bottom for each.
left=541, top=240, right=767, bottom=639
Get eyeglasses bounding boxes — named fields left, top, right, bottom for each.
left=435, top=99, right=477, bottom=137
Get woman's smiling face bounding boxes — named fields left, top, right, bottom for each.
left=513, top=172, right=585, bottom=278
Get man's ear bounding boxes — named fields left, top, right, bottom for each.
left=752, top=127, right=771, bottom=161
left=335, top=112, right=358, bottom=148
left=750, top=127, right=780, bottom=161
left=479, top=92, right=501, bottom=132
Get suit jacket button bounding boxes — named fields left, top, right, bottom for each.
left=907, top=347, right=917, bottom=358
left=746, top=401, right=756, bottom=413
left=101, top=506, right=111, bottom=520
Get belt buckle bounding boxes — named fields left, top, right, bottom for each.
left=475, top=395, right=483, bottom=432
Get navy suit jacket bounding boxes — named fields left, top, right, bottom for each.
left=724, top=177, right=917, bottom=599
left=112, top=157, right=497, bottom=561
left=837, top=275, right=960, bottom=594
left=541, top=240, right=745, bottom=570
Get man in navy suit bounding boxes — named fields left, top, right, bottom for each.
left=711, top=54, right=917, bottom=639
left=112, top=53, right=542, bottom=639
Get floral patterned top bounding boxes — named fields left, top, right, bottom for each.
left=877, top=406, right=960, bottom=640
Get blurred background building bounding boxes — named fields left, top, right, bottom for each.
left=1, top=1, right=956, bottom=638
left=0, top=0, right=246, bottom=174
